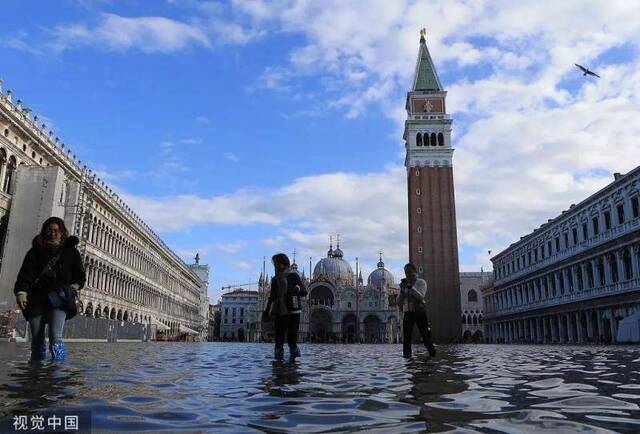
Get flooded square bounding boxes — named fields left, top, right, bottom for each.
left=1, top=343, right=639, bottom=432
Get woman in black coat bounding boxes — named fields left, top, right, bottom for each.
left=14, top=216, right=85, bottom=361
left=264, top=253, right=307, bottom=361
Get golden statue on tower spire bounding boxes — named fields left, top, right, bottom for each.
left=420, top=28, right=426, bottom=42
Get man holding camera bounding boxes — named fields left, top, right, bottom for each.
left=398, top=263, right=436, bottom=358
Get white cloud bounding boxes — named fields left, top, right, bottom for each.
left=49, top=13, right=211, bottom=53
left=196, top=115, right=211, bottom=124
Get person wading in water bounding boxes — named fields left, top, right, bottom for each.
left=263, top=253, right=307, bottom=361
left=398, top=262, right=436, bottom=358
left=14, top=217, right=85, bottom=361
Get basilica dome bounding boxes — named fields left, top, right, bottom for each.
left=367, top=257, right=394, bottom=288
left=313, top=243, right=353, bottom=283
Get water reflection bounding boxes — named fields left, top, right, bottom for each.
left=0, top=343, right=638, bottom=432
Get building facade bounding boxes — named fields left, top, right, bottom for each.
left=483, top=169, right=640, bottom=344
left=460, top=271, right=492, bottom=342
left=220, top=289, right=259, bottom=341
left=0, top=81, right=208, bottom=339
left=249, top=243, right=402, bottom=344
left=404, top=30, right=461, bottom=343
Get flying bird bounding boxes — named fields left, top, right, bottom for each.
left=575, top=63, right=600, bottom=78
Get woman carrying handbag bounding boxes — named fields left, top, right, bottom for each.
left=13, top=217, right=85, bottom=362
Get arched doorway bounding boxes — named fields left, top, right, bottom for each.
left=363, top=314, right=382, bottom=343
left=310, top=308, right=333, bottom=342
left=342, top=313, right=357, bottom=343
left=463, top=330, right=472, bottom=342
left=238, top=328, right=245, bottom=342
left=309, top=285, right=335, bottom=308
left=472, top=330, right=483, bottom=343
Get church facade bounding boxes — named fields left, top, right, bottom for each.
left=251, top=242, right=402, bottom=344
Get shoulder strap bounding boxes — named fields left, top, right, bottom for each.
left=30, top=248, right=64, bottom=290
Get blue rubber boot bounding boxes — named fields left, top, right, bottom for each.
left=30, top=343, right=47, bottom=362
left=50, top=340, right=66, bottom=361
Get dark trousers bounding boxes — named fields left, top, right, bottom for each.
left=274, top=314, right=300, bottom=350
left=403, top=310, right=432, bottom=357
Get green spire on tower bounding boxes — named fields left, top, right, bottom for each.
left=412, top=28, right=442, bottom=91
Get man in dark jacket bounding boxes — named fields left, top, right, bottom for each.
left=14, top=217, right=85, bottom=361
left=264, top=253, right=307, bottom=361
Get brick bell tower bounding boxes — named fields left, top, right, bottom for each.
left=404, top=29, right=461, bottom=343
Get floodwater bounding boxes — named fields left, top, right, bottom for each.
left=0, top=343, right=639, bottom=433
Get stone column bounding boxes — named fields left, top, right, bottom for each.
left=609, top=308, right=618, bottom=343
left=596, top=310, right=604, bottom=343
left=537, top=317, right=544, bottom=343
left=585, top=311, right=593, bottom=342
left=604, top=255, right=613, bottom=285
left=616, top=250, right=624, bottom=282
left=575, top=312, right=583, bottom=343
left=558, top=314, right=566, bottom=343
left=581, top=263, right=589, bottom=291
left=632, top=245, right=639, bottom=279
left=562, top=269, right=570, bottom=294
left=571, top=266, right=579, bottom=292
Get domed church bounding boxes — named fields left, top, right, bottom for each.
left=258, top=240, right=402, bottom=343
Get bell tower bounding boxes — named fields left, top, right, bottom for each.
left=404, top=29, right=461, bottom=343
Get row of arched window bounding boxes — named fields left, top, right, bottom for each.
left=85, top=256, right=200, bottom=320
left=496, top=193, right=640, bottom=280
left=489, top=246, right=638, bottom=312
left=86, top=213, right=198, bottom=298
left=416, top=132, right=445, bottom=147
left=462, top=314, right=483, bottom=325
left=79, top=300, right=187, bottom=333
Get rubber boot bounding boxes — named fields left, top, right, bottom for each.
left=426, top=342, right=436, bottom=357
left=30, top=343, right=47, bottom=362
left=290, top=346, right=301, bottom=360
left=51, top=340, right=67, bottom=361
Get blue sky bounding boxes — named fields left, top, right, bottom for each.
left=2, top=0, right=639, bottom=303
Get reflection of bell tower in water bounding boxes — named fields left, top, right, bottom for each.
left=404, top=29, right=461, bottom=343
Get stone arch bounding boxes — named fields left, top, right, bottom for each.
left=438, top=132, right=444, bottom=146
left=416, top=132, right=422, bottom=147
left=117, top=309, right=123, bottom=321
left=309, top=283, right=335, bottom=308
left=342, top=313, right=358, bottom=343
left=430, top=132, right=437, bottom=146
left=110, top=307, right=116, bottom=320
left=309, top=308, right=333, bottom=343
left=85, top=302, right=93, bottom=316
left=123, top=311, right=129, bottom=322
left=463, top=330, right=472, bottom=342
left=77, top=300, right=84, bottom=314
left=363, top=313, right=384, bottom=343
left=95, top=306, right=102, bottom=317
left=472, top=330, right=483, bottom=343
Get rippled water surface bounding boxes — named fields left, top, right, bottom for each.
left=1, top=343, right=640, bottom=432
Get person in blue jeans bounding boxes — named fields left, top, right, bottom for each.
left=14, top=217, right=85, bottom=361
